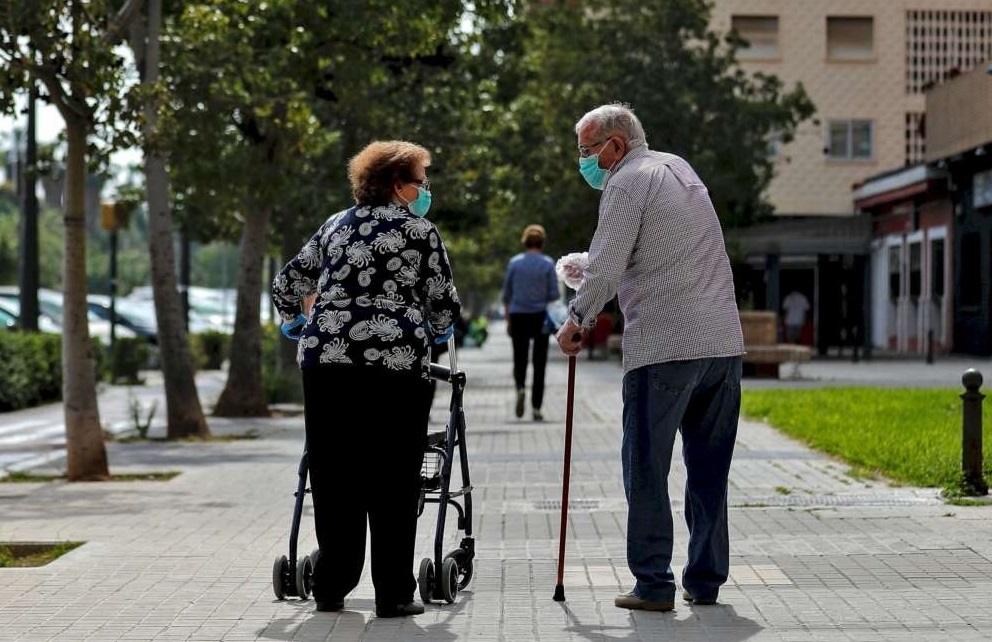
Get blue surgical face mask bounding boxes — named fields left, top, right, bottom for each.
left=579, top=154, right=609, bottom=190
left=404, top=187, right=432, bottom=218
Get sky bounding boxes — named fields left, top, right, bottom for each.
left=1, top=96, right=141, bottom=194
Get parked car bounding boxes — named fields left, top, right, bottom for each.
left=0, top=287, right=135, bottom=344
left=0, top=297, right=63, bottom=334
left=0, top=306, right=17, bottom=330
left=87, top=295, right=159, bottom=344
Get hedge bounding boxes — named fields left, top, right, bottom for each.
left=0, top=333, right=107, bottom=411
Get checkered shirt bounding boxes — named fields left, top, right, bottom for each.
left=568, top=145, right=744, bottom=372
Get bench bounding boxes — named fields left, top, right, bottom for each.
left=739, top=311, right=811, bottom=379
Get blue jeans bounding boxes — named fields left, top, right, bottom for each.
left=621, top=356, right=741, bottom=602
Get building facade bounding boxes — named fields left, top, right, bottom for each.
left=709, top=0, right=992, bottom=216
left=853, top=165, right=953, bottom=355
left=712, top=1, right=992, bottom=355
left=925, top=64, right=992, bottom=355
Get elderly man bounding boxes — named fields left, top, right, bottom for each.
left=556, top=103, right=744, bottom=611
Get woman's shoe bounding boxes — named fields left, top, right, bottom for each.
left=314, top=598, right=344, bottom=612
left=375, top=601, right=425, bottom=618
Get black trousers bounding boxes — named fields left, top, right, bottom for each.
left=302, top=364, right=431, bottom=606
left=509, top=311, right=549, bottom=410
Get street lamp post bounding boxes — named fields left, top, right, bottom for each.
left=18, top=86, right=39, bottom=332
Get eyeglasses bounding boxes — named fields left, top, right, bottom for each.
left=578, top=139, right=609, bottom=158
left=410, top=178, right=431, bottom=191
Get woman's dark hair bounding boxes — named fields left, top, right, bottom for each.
left=348, top=141, right=431, bottom=206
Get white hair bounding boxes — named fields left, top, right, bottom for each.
left=575, top=103, right=647, bottom=146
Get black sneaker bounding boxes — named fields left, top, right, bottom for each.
left=315, top=599, right=344, bottom=612
left=515, top=388, right=525, bottom=418
left=533, top=408, right=543, bottom=422
left=375, top=601, right=425, bottom=618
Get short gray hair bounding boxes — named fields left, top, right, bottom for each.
left=575, top=103, right=647, bottom=146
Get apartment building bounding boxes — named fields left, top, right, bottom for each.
left=710, top=0, right=992, bottom=217
left=711, top=1, right=992, bottom=355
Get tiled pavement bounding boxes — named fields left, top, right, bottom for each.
left=1, top=326, right=992, bottom=641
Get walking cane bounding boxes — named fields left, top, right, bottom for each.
left=553, top=343, right=579, bottom=602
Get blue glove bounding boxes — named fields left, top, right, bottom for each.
left=433, top=325, right=455, bottom=345
left=280, top=314, right=307, bottom=341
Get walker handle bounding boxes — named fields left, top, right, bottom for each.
left=447, top=334, right=458, bottom=373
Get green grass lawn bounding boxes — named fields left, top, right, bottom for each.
left=741, top=388, right=992, bottom=492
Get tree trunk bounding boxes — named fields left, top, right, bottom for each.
left=143, top=0, right=210, bottom=439
left=213, top=203, right=271, bottom=417
left=63, top=118, right=108, bottom=481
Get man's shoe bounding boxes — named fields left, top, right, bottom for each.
left=515, top=388, right=525, bottom=418
left=375, top=601, right=425, bottom=618
left=681, top=589, right=717, bottom=605
left=314, top=599, right=344, bottom=612
left=614, top=591, right=675, bottom=612
left=533, top=408, right=543, bottom=422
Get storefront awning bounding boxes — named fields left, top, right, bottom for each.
left=726, top=216, right=871, bottom=257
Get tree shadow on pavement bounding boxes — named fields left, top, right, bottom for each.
left=561, top=602, right=764, bottom=642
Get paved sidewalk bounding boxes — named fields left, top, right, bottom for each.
left=1, top=326, right=992, bottom=641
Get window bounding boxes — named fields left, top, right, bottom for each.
left=766, top=129, right=782, bottom=159
left=931, top=239, right=945, bottom=298
left=827, top=17, right=873, bottom=61
left=975, top=169, right=992, bottom=209
left=888, top=246, right=900, bottom=300
left=909, top=243, right=921, bottom=299
left=827, top=120, right=873, bottom=160
left=732, top=16, right=779, bottom=59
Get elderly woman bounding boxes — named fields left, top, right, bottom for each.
left=271, top=141, right=461, bottom=618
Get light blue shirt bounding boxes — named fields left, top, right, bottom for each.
left=502, top=252, right=559, bottom=314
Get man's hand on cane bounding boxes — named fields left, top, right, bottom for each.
left=556, top=318, right=583, bottom=356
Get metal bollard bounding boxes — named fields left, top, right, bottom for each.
left=960, top=369, right=988, bottom=495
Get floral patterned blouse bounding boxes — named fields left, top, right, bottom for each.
left=271, top=204, right=461, bottom=379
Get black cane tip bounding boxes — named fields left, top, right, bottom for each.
left=553, top=585, right=566, bottom=602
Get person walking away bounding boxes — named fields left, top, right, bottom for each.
left=272, top=140, right=461, bottom=618
left=556, top=103, right=744, bottom=611
left=502, top=224, right=560, bottom=421
left=781, top=290, right=809, bottom=343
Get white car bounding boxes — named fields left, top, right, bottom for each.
left=0, top=288, right=135, bottom=344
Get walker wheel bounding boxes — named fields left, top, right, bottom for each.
left=295, top=554, right=313, bottom=600
left=417, top=557, right=435, bottom=604
left=272, top=555, right=289, bottom=600
left=440, top=557, right=459, bottom=604
left=445, top=549, right=475, bottom=590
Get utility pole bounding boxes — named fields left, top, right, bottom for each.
left=18, top=87, right=40, bottom=332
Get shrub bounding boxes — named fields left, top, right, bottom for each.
left=109, top=338, right=151, bottom=385
left=0, top=333, right=107, bottom=411
left=190, top=331, right=230, bottom=370
left=0, top=332, right=62, bottom=411
left=261, top=323, right=303, bottom=404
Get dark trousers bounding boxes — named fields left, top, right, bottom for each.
left=509, top=311, right=549, bottom=410
left=302, top=364, right=431, bottom=606
left=621, top=356, right=742, bottom=602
